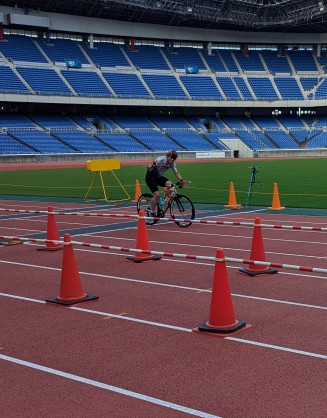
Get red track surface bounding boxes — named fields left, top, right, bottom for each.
left=0, top=196, right=326, bottom=418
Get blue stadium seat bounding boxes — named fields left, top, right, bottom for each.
left=17, top=67, right=73, bottom=96
left=103, top=72, right=151, bottom=98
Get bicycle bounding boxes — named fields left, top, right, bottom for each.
left=136, top=181, right=195, bottom=227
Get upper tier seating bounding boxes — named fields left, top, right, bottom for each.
left=216, top=77, right=241, bottom=99
left=260, top=51, right=292, bottom=74
left=123, top=45, right=170, bottom=70
left=300, top=77, right=319, bottom=90
left=218, top=51, right=239, bottom=73
left=179, top=75, right=223, bottom=100
left=287, top=51, right=318, bottom=73
left=202, top=51, right=227, bottom=73
left=37, top=39, right=89, bottom=65
left=17, top=67, right=73, bottom=96
left=84, top=42, right=130, bottom=68
left=0, top=66, right=31, bottom=94
left=233, top=51, right=265, bottom=72
left=274, top=77, right=303, bottom=100
left=61, top=70, right=112, bottom=97
left=95, top=133, right=148, bottom=152
left=314, top=78, right=327, bottom=99
left=142, top=74, right=187, bottom=99
left=247, top=78, right=279, bottom=100
left=164, top=47, right=206, bottom=71
left=131, top=131, right=181, bottom=151
left=103, top=72, right=151, bottom=98
left=233, top=77, right=253, bottom=99
left=0, top=35, right=48, bottom=63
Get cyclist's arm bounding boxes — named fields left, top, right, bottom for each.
left=173, top=169, right=186, bottom=184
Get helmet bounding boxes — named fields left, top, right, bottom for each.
left=167, top=150, right=178, bottom=160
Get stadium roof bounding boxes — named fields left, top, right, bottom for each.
left=1, top=0, right=327, bottom=33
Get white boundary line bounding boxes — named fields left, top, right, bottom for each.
left=0, top=354, right=221, bottom=418
left=0, top=292, right=326, bottom=360
left=1, top=259, right=327, bottom=304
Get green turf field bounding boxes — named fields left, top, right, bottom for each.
left=0, top=158, right=326, bottom=208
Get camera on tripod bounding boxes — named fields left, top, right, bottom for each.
left=246, top=166, right=260, bottom=208
left=248, top=166, right=259, bottom=174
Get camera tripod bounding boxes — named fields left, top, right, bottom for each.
left=246, top=166, right=260, bottom=208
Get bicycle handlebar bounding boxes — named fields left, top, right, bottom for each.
left=173, top=180, right=191, bottom=188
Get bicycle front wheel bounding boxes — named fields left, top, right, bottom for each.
left=170, top=194, right=195, bottom=227
left=136, top=193, right=159, bottom=225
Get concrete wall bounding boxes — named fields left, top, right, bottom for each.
left=1, top=149, right=326, bottom=164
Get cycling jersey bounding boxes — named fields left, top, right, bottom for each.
left=153, top=156, right=177, bottom=174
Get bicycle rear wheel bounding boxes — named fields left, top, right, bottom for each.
left=170, top=194, right=195, bottom=227
left=136, top=193, right=160, bottom=225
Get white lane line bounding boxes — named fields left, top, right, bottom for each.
left=226, top=338, right=327, bottom=360
left=1, top=259, right=327, bottom=307
left=0, top=354, right=221, bottom=418
left=0, top=292, right=326, bottom=360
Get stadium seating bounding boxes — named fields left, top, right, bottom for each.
left=61, top=70, right=112, bottom=97
left=2, top=34, right=327, bottom=154
left=123, top=45, right=170, bottom=70
left=0, top=66, right=31, bottom=94
left=8, top=130, right=75, bottom=153
left=179, top=75, right=222, bottom=100
left=94, top=133, right=148, bottom=152
left=0, top=35, right=48, bottom=63
left=103, top=72, right=151, bottom=98
left=131, top=131, right=181, bottom=151
left=17, top=67, right=73, bottom=96
left=142, top=74, right=187, bottom=99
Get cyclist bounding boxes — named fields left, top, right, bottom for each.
left=146, top=150, right=187, bottom=217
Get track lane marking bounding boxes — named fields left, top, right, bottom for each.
left=0, top=354, right=221, bottom=418
left=0, top=292, right=326, bottom=360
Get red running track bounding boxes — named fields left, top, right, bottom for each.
left=0, top=199, right=326, bottom=417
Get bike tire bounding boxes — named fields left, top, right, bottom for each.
left=136, top=193, right=160, bottom=225
left=170, top=194, right=195, bottom=227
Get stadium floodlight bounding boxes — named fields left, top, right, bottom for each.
left=318, top=1, right=325, bottom=12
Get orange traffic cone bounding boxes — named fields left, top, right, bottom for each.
left=224, top=182, right=243, bottom=209
left=46, top=233, right=98, bottom=305
left=37, top=206, right=63, bottom=251
left=268, top=183, right=285, bottom=210
left=127, top=209, right=161, bottom=262
left=239, top=217, right=278, bottom=276
left=132, top=180, right=142, bottom=203
left=193, top=248, right=251, bottom=337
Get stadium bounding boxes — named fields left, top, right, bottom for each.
left=0, top=2, right=326, bottom=418
left=0, top=0, right=327, bottom=162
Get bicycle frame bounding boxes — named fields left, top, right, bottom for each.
left=137, top=181, right=195, bottom=228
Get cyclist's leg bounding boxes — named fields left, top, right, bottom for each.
left=145, top=171, right=160, bottom=215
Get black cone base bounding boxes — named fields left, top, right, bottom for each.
left=46, top=294, right=99, bottom=306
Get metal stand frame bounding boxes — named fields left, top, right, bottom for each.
left=246, top=166, right=260, bottom=208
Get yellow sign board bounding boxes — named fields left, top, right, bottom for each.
left=85, top=159, right=130, bottom=203
left=87, top=159, right=120, bottom=172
